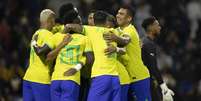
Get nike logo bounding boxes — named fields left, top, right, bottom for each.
left=150, top=53, right=155, bottom=56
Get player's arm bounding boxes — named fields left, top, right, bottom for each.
left=104, top=44, right=126, bottom=55
left=84, top=51, right=94, bottom=68
left=142, top=42, right=174, bottom=98
left=64, top=24, right=83, bottom=34
left=64, top=51, right=94, bottom=77
left=32, top=44, right=51, bottom=57
left=46, top=35, right=72, bottom=61
left=103, top=31, right=131, bottom=47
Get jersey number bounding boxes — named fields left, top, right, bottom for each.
left=60, top=45, right=80, bottom=65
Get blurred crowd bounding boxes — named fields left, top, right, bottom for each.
left=0, top=0, right=200, bottom=101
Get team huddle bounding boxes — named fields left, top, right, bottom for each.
left=23, top=3, right=174, bottom=101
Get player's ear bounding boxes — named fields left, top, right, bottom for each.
left=128, top=16, right=132, bottom=22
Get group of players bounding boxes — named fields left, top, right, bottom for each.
left=23, top=3, right=174, bottom=101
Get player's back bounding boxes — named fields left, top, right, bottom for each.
left=83, top=26, right=118, bottom=77
left=23, top=29, right=54, bottom=84
left=46, top=32, right=91, bottom=84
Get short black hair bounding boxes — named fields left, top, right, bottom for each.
left=93, top=11, right=108, bottom=25
left=59, top=3, right=79, bottom=24
left=62, top=10, right=79, bottom=24
left=106, top=13, right=117, bottom=28
left=59, top=3, right=74, bottom=18
left=142, top=16, right=156, bottom=32
left=120, top=5, right=135, bottom=17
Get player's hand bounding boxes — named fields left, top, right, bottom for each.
left=160, top=83, right=175, bottom=101
left=104, top=44, right=117, bottom=55
left=64, top=68, right=77, bottom=76
left=64, top=24, right=72, bottom=33
left=62, top=34, right=72, bottom=45
left=163, top=90, right=174, bottom=101
left=103, top=31, right=118, bottom=43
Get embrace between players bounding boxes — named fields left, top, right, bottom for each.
left=23, top=3, right=174, bottom=101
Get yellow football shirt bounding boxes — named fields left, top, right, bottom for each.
left=83, top=26, right=119, bottom=77
left=51, top=24, right=64, bottom=34
left=112, top=28, right=131, bottom=85
left=121, top=24, right=150, bottom=82
left=23, top=29, right=54, bottom=84
left=46, top=32, right=92, bottom=85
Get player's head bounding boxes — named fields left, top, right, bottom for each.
left=59, top=3, right=81, bottom=24
left=88, top=10, right=95, bottom=26
left=106, top=13, right=117, bottom=28
left=93, top=11, right=108, bottom=26
left=142, top=16, right=161, bottom=36
left=40, top=9, right=56, bottom=30
left=116, top=5, right=135, bottom=27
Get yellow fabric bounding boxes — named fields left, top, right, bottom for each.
left=46, top=32, right=92, bottom=85
left=51, top=24, right=64, bottom=34
left=23, top=29, right=54, bottom=84
left=121, top=24, right=150, bottom=82
left=83, top=26, right=119, bottom=77
left=113, top=28, right=130, bottom=84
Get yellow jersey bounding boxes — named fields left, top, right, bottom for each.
left=83, top=26, right=119, bottom=77
left=23, top=29, right=54, bottom=84
left=51, top=24, right=64, bottom=34
left=112, top=28, right=131, bottom=85
left=46, top=32, right=92, bottom=85
left=121, top=24, right=150, bottom=82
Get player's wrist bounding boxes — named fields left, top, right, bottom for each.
left=116, top=47, right=125, bottom=53
left=73, top=63, right=82, bottom=71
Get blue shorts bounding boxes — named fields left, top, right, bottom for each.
left=51, top=80, right=80, bottom=101
left=23, top=80, right=51, bottom=101
left=121, top=84, right=129, bottom=101
left=129, top=78, right=151, bottom=101
left=87, top=75, right=121, bottom=101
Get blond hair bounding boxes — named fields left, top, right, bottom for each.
left=40, top=9, right=55, bottom=22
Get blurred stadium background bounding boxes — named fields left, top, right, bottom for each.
left=0, top=0, right=201, bottom=101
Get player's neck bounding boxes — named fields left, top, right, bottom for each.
left=40, top=25, right=50, bottom=31
left=120, top=23, right=130, bottom=29
left=147, top=32, right=155, bottom=40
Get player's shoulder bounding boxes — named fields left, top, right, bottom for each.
left=73, top=34, right=89, bottom=40
left=125, top=24, right=137, bottom=32
left=142, top=37, right=155, bottom=49
left=49, top=32, right=65, bottom=40
left=37, top=29, right=53, bottom=37
left=142, top=37, right=154, bottom=45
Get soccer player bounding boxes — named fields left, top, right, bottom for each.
left=65, top=11, right=122, bottom=101
left=105, top=13, right=130, bottom=101
left=141, top=16, right=174, bottom=101
left=33, top=5, right=94, bottom=101
left=79, top=10, right=96, bottom=101
left=103, top=6, right=151, bottom=101
left=23, top=9, right=55, bottom=101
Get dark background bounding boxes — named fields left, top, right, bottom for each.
left=0, top=0, right=200, bottom=101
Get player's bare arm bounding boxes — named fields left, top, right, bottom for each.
left=103, top=31, right=131, bottom=46
left=104, top=44, right=126, bottom=55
